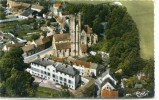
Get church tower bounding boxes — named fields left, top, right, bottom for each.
left=70, top=13, right=82, bottom=57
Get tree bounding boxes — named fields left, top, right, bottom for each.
left=5, top=70, right=35, bottom=97
left=0, top=48, right=36, bottom=97
left=0, top=7, right=6, bottom=20
left=61, top=84, right=73, bottom=97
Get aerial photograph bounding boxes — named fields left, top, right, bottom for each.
left=0, top=0, right=154, bottom=98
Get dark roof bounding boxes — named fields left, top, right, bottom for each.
left=31, top=58, right=78, bottom=76
left=56, top=63, right=79, bottom=76
left=32, top=58, right=56, bottom=67
left=55, top=43, right=71, bottom=50
left=101, top=68, right=117, bottom=82
left=21, top=9, right=36, bottom=17
left=101, top=78, right=117, bottom=89
left=21, top=44, right=35, bottom=52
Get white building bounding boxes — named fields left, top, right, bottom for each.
left=98, top=68, right=118, bottom=90
left=27, top=58, right=80, bottom=90
left=72, top=60, right=98, bottom=77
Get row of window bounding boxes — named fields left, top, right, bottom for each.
left=52, top=79, right=74, bottom=88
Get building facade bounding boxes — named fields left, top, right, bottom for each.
left=27, top=58, right=80, bottom=90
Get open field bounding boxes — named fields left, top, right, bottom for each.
left=59, top=0, right=154, bottom=59
left=120, top=1, right=154, bottom=59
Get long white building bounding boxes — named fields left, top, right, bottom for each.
left=27, top=58, right=80, bottom=90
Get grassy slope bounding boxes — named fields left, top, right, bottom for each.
left=35, top=87, right=61, bottom=98
left=63, top=0, right=154, bottom=59
left=120, top=1, right=154, bottom=59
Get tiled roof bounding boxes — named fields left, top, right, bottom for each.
left=55, top=42, right=71, bottom=50
left=21, top=44, right=35, bottom=52
left=101, top=89, right=118, bottom=98
left=74, top=60, right=91, bottom=68
left=54, top=3, right=62, bottom=7
left=81, top=44, right=87, bottom=53
left=54, top=34, right=70, bottom=42
left=52, top=57, right=64, bottom=62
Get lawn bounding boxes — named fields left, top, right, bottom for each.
left=35, top=87, right=61, bottom=98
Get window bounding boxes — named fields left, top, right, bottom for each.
left=41, top=75, right=43, bottom=77
left=52, top=74, right=55, bottom=77
left=60, top=81, right=62, bottom=84
left=53, top=79, right=55, bottom=81
left=60, top=77, right=63, bottom=80
left=48, top=73, right=50, bottom=76
left=64, top=78, right=67, bottom=82
left=56, top=80, right=58, bottom=82
left=68, top=80, right=71, bottom=84
left=48, top=68, right=50, bottom=71
left=44, top=71, right=46, bottom=74
left=53, top=70, right=55, bottom=72
left=41, top=70, right=43, bottom=73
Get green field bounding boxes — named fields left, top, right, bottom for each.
left=62, top=0, right=154, bottom=59
left=35, top=87, right=61, bottom=98
left=120, top=1, right=154, bottom=59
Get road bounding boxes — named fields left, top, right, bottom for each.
left=24, top=47, right=53, bottom=63
left=0, top=18, right=24, bottom=23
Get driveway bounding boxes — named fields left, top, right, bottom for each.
left=33, top=76, right=62, bottom=92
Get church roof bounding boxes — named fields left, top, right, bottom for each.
left=54, top=34, right=70, bottom=42
left=55, top=43, right=71, bottom=50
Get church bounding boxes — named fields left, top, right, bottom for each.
left=52, top=13, right=98, bottom=58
